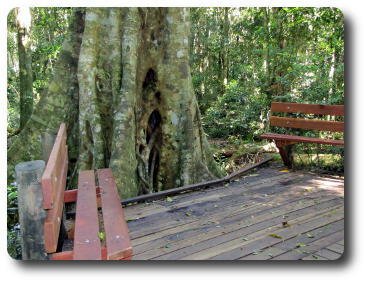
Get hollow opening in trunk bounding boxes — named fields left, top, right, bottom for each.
left=146, top=109, right=161, bottom=144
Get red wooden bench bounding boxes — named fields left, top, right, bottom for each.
left=260, top=102, right=344, bottom=167
left=41, top=123, right=132, bottom=260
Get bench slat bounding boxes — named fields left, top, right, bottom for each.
left=51, top=248, right=132, bottom=260
left=97, top=169, right=132, bottom=260
left=73, top=170, right=102, bottom=260
left=271, top=102, right=344, bottom=116
left=260, top=133, right=344, bottom=146
left=41, top=123, right=67, bottom=209
left=43, top=149, right=68, bottom=253
left=270, top=116, right=344, bottom=132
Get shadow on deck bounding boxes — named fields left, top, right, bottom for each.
left=124, top=163, right=344, bottom=260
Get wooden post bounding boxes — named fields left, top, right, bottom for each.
left=41, top=132, right=56, bottom=164
left=15, top=160, right=48, bottom=260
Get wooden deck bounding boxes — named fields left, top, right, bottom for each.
left=124, top=164, right=344, bottom=260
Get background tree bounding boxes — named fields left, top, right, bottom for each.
left=14, top=7, right=33, bottom=130
left=7, top=7, right=71, bottom=134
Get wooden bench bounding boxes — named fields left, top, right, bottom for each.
left=41, top=123, right=132, bottom=260
left=260, top=102, right=344, bottom=167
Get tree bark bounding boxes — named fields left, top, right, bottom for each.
left=8, top=8, right=224, bottom=198
left=15, top=7, right=33, bottom=130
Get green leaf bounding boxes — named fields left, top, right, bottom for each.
left=185, top=212, right=192, bottom=217
left=268, top=233, right=283, bottom=239
left=98, top=232, right=106, bottom=240
left=296, top=243, right=306, bottom=248
left=252, top=251, right=260, bottom=255
left=166, top=196, right=173, bottom=203
left=306, top=233, right=314, bottom=238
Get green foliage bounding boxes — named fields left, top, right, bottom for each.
left=292, top=144, right=344, bottom=173
left=7, top=184, right=21, bottom=259
left=7, top=185, right=18, bottom=209
left=7, top=229, right=22, bottom=259
left=7, top=8, right=72, bottom=134
left=190, top=7, right=344, bottom=140
left=203, top=80, right=268, bottom=138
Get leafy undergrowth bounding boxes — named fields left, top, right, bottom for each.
left=209, top=137, right=344, bottom=177
left=209, top=137, right=275, bottom=174
left=7, top=184, right=21, bottom=259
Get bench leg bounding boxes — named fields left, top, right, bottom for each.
left=275, top=141, right=294, bottom=168
left=55, top=208, right=69, bottom=253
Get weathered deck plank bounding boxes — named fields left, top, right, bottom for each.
left=132, top=195, right=339, bottom=255
left=124, top=166, right=344, bottom=260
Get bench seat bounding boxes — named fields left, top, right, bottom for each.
left=260, top=133, right=344, bottom=146
left=73, top=169, right=132, bottom=260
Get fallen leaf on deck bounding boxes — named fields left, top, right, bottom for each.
left=296, top=243, right=306, bottom=248
left=166, top=196, right=173, bottom=202
left=279, top=169, right=290, bottom=173
left=306, top=233, right=314, bottom=238
left=268, top=233, right=283, bottom=239
left=312, top=255, right=319, bottom=259
left=185, top=212, right=192, bottom=217
left=282, top=221, right=291, bottom=227
left=249, top=174, right=260, bottom=177
left=242, top=237, right=249, bottom=241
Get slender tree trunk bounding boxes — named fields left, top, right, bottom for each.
left=8, top=8, right=224, bottom=198
left=219, top=7, right=230, bottom=94
left=15, top=7, right=33, bottom=129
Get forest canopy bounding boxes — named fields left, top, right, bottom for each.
left=7, top=7, right=344, bottom=140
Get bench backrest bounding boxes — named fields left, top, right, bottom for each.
left=41, top=123, right=68, bottom=253
left=270, top=102, right=344, bottom=133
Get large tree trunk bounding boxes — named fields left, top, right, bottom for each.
left=15, top=7, right=33, bottom=129
left=8, top=8, right=224, bottom=198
